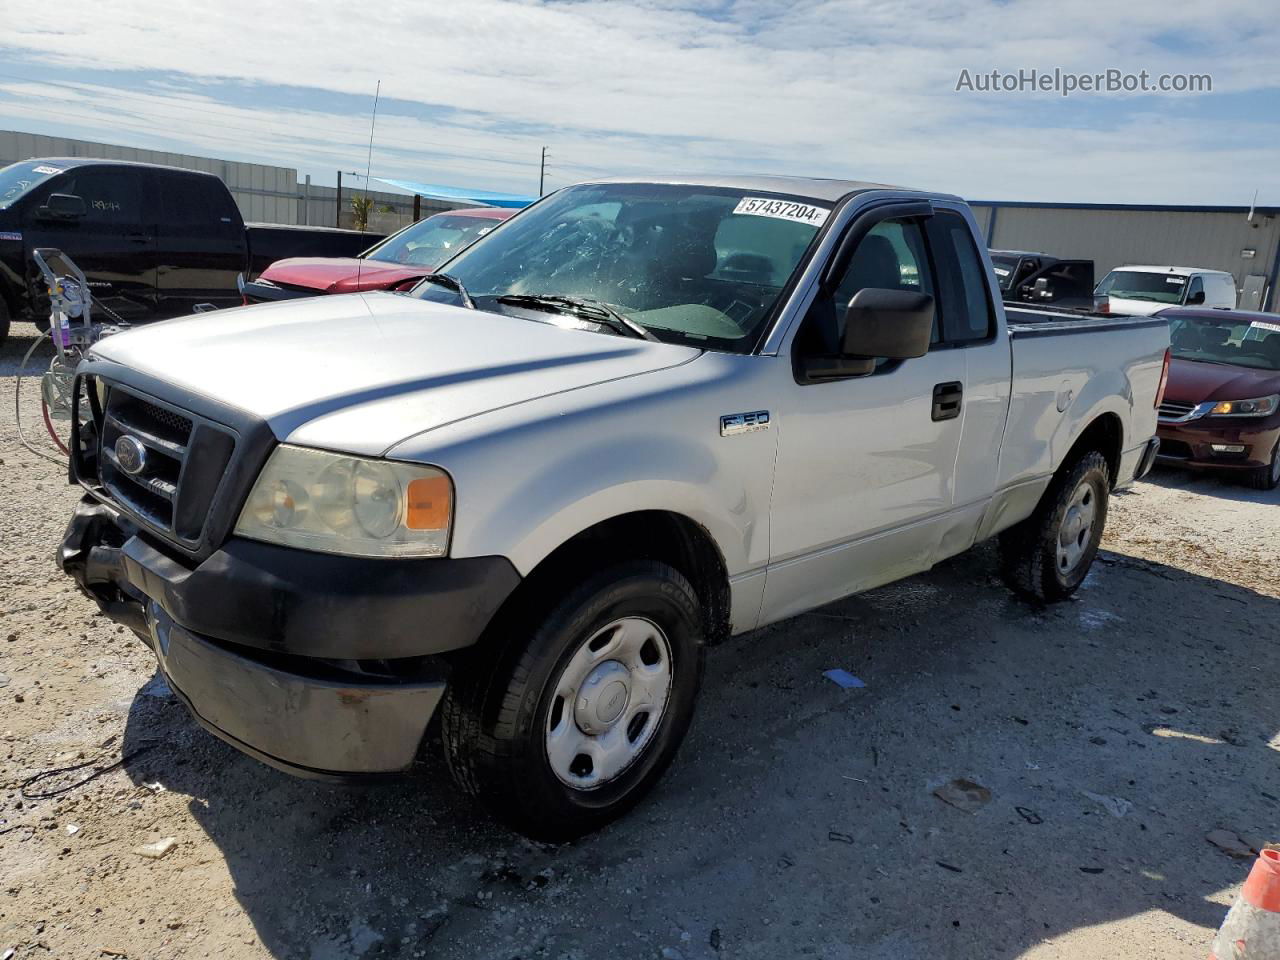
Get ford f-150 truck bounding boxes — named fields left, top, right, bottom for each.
left=0, top=158, right=380, bottom=345
left=57, top=175, right=1169, bottom=840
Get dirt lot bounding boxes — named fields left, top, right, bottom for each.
left=2, top=324, right=1277, bottom=960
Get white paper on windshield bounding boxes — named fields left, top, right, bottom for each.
left=733, top=197, right=830, bottom=227
left=1250, top=320, right=1280, bottom=333
left=993, top=266, right=1010, bottom=277
left=1165, top=276, right=1185, bottom=284
left=32, top=165, right=63, bottom=175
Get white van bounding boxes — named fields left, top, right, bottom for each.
left=1095, top=266, right=1236, bottom=316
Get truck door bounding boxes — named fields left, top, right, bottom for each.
left=23, top=166, right=156, bottom=322
left=924, top=206, right=1010, bottom=546
left=154, top=171, right=247, bottom=318
left=761, top=207, right=967, bottom=624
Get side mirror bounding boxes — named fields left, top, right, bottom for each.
left=1185, top=290, right=1206, bottom=306
left=842, top=287, right=935, bottom=359
left=36, top=193, right=87, bottom=221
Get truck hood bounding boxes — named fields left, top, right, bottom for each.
left=1164, top=356, right=1280, bottom=405
left=91, top=292, right=701, bottom=456
left=1103, top=296, right=1171, bottom=317
left=257, top=257, right=429, bottom=293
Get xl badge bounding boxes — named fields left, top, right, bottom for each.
left=114, top=435, right=148, bottom=475
left=720, top=410, right=770, bottom=437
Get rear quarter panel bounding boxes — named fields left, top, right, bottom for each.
left=999, top=323, right=1166, bottom=491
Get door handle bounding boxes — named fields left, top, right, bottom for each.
left=932, top=381, right=963, bottom=422
left=126, top=233, right=150, bottom=244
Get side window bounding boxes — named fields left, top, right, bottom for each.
left=51, top=169, right=142, bottom=226
left=1186, top=275, right=1205, bottom=303
left=796, top=217, right=935, bottom=361
left=158, top=174, right=238, bottom=231
left=925, top=212, right=995, bottom=343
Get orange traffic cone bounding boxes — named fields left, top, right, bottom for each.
left=1211, top=848, right=1280, bottom=959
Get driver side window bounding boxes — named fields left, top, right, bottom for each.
left=1185, top=275, right=1205, bottom=304
left=797, top=218, right=936, bottom=358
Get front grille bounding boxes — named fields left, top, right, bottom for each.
left=97, top=384, right=237, bottom=546
left=1158, top=400, right=1197, bottom=421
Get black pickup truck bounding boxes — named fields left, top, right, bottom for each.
left=989, top=249, right=1095, bottom=310
left=0, top=158, right=381, bottom=345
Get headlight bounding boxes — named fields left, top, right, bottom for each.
left=235, top=445, right=452, bottom=557
left=1205, top=395, right=1279, bottom=418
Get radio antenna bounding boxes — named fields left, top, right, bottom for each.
left=356, top=79, right=381, bottom=289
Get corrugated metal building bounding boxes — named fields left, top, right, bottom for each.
left=0, top=129, right=453, bottom=228
left=972, top=201, right=1280, bottom=311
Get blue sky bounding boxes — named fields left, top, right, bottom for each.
left=1, top=0, right=1278, bottom=204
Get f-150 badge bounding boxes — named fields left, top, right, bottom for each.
left=720, top=410, right=770, bottom=437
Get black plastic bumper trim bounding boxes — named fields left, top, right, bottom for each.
left=59, top=496, right=521, bottom=659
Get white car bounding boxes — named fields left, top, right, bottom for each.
left=58, top=175, right=1170, bottom=839
left=1096, top=265, right=1237, bottom=316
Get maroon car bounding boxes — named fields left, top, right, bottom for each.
left=1154, top=307, right=1280, bottom=489
left=242, top=207, right=514, bottom=302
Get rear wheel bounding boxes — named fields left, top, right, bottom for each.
left=999, top=451, right=1110, bottom=602
left=1245, top=439, right=1280, bottom=491
left=441, top=561, right=705, bottom=841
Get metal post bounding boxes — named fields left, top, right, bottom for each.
left=539, top=146, right=547, bottom=197
left=413, top=193, right=421, bottom=222
left=336, top=171, right=343, bottom=228
left=301, top=174, right=311, bottom=226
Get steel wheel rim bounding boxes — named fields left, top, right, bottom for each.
left=545, top=616, right=673, bottom=790
left=1056, top=478, right=1097, bottom=574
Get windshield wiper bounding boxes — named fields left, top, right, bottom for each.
left=420, top=273, right=476, bottom=309
left=1112, top=294, right=1162, bottom=302
left=496, top=294, right=659, bottom=342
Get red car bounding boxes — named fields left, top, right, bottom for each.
left=242, top=207, right=514, bottom=302
left=1154, top=307, right=1280, bottom=489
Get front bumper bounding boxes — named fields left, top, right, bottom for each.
left=1156, top=417, right=1280, bottom=472
left=59, top=496, right=520, bottom=778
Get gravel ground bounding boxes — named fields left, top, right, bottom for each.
left=2, top=322, right=1277, bottom=960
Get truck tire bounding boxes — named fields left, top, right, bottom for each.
left=441, top=560, right=705, bottom=841
left=1246, top=439, right=1280, bottom=491
left=998, top=450, right=1110, bottom=603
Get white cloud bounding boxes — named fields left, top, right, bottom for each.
left=1, top=0, right=1278, bottom=202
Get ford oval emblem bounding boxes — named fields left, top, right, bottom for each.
left=114, top=435, right=148, bottom=476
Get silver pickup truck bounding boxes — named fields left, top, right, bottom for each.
left=58, top=175, right=1169, bottom=839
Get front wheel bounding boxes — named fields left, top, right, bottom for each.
left=999, top=451, right=1110, bottom=602
left=441, top=561, right=705, bottom=841
left=1245, top=439, right=1280, bottom=491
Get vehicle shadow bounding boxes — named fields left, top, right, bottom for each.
left=119, top=543, right=1279, bottom=960
left=1144, top=462, right=1280, bottom=505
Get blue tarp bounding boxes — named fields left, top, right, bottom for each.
left=371, top=177, right=535, bottom=209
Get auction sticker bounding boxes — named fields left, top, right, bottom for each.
left=1250, top=320, right=1280, bottom=333
left=733, top=197, right=830, bottom=227
left=0, top=231, right=20, bottom=242
left=32, top=165, right=63, bottom=175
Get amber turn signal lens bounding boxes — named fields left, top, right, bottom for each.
left=405, top=475, right=451, bottom=530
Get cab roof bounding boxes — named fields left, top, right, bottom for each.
left=1113, top=265, right=1234, bottom=278
left=20, top=157, right=223, bottom=178
left=579, top=174, right=957, bottom=206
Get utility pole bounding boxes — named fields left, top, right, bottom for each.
left=539, top=146, right=548, bottom=197
left=336, top=170, right=343, bottom=227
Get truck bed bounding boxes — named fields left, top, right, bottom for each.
left=1005, top=306, right=1169, bottom=338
